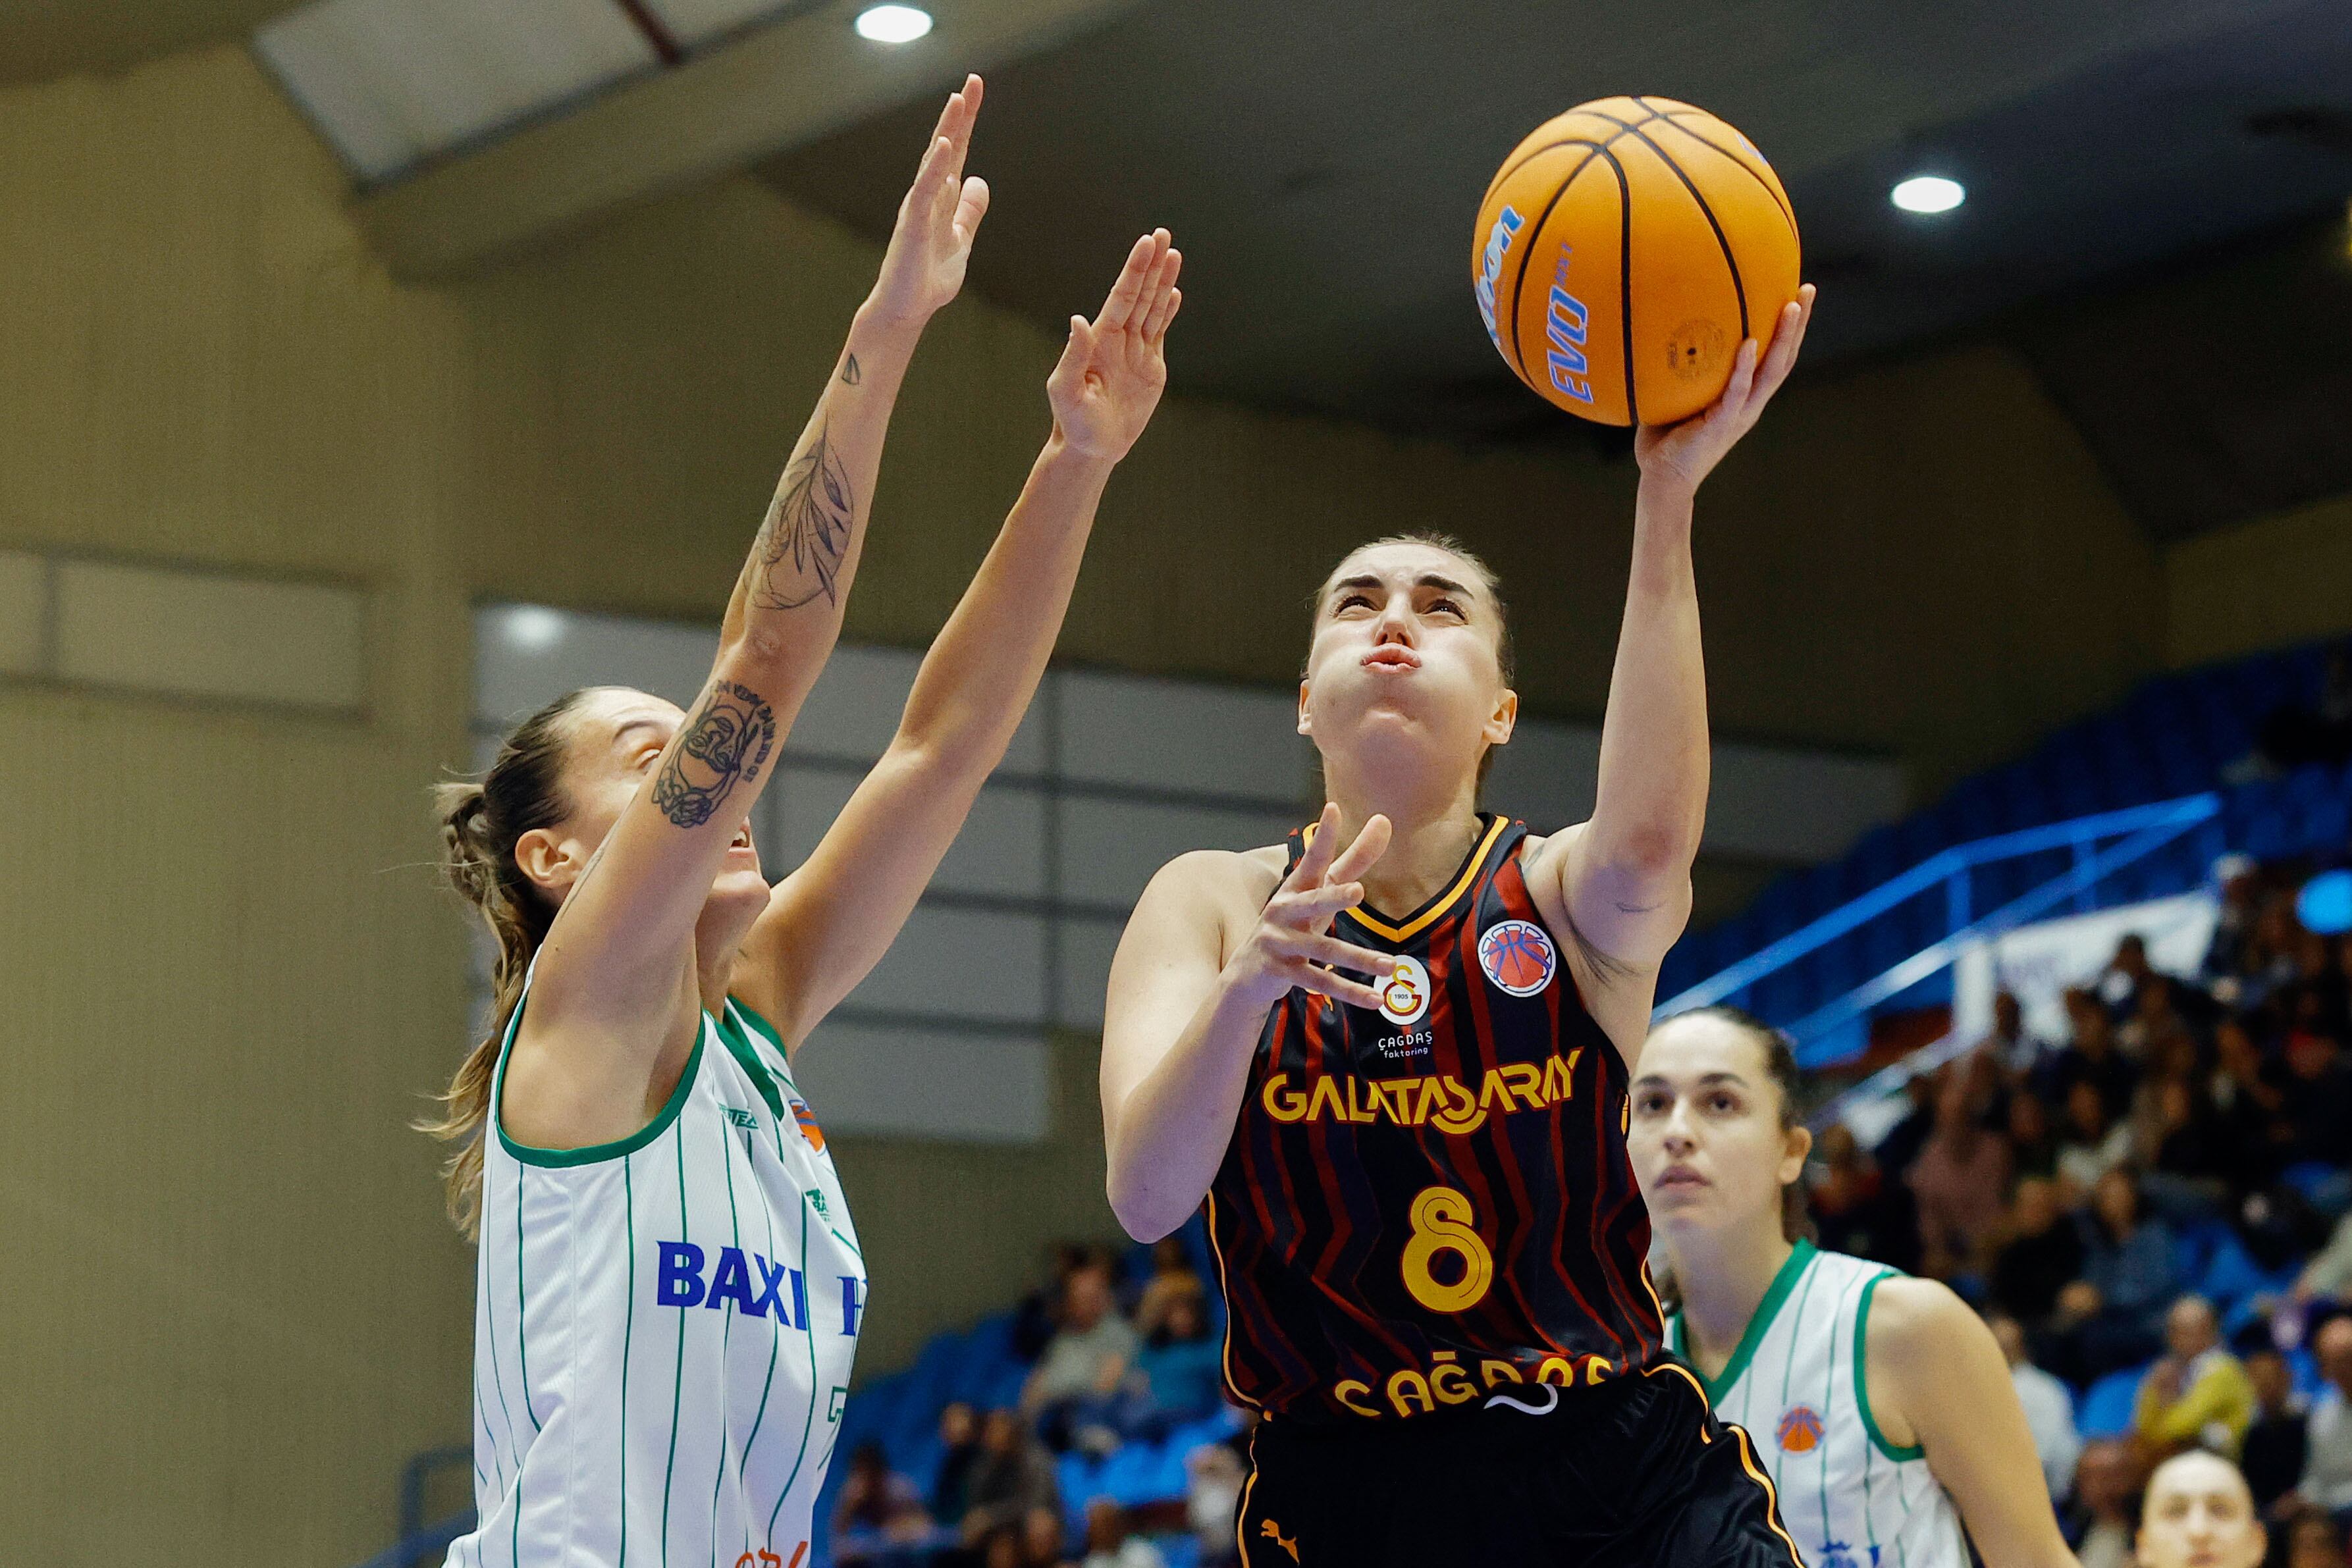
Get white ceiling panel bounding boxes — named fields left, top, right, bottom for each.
left=259, top=0, right=656, bottom=182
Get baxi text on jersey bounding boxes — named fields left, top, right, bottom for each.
left=1258, top=1048, right=1584, bottom=1134
left=655, top=1240, right=866, bottom=1335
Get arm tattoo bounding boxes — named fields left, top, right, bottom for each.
left=840, top=353, right=861, bottom=384
left=653, top=681, right=776, bottom=829
left=751, top=423, right=855, bottom=610
left=1560, top=902, right=1638, bottom=985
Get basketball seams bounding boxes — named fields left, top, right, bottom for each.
left=1649, top=111, right=1800, bottom=245
left=1503, top=148, right=1601, bottom=382
left=1621, top=122, right=1750, bottom=344
left=1591, top=144, right=1639, bottom=426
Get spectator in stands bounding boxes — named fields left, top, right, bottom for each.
left=1988, top=1309, right=2081, bottom=1499
left=1077, top=1499, right=1166, bottom=1568
left=2250, top=642, right=2352, bottom=774
left=1185, top=1440, right=1246, bottom=1568
left=2050, top=1170, right=2178, bottom=1383
left=2293, top=1213, right=2352, bottom=1311
left=1019, top=1505, right=1067, bottom=1568
left=2210, top=1017, right=2287, bottom=1196
left=1131, top=1234, right=1206, bottom=1342
left=1992, top=1176, right=2087, bottom=1328
left=2300, top=1315, right=2352, bottom=1523
left=834, top=1441, right=933, bottom=1565
left=1986, top=989, right=2052, bottom=1079
left=2008, top=1089, right=2063, bottom=1182
left=2057, top=1080, right=2136, bottom=1203
left=1022, top=1259, right=1140, bottom=1452
left=1808, top=1121, right=1906, bottom=1265
left=1121, top=1290, right=1224, bottom=1438
left=1874, top=1068, right=1940, bottom=1185
left=960, top=1409, right=1061, bottom=1550
left=1012, top=1243, right=1100, bottom=1365
left=2135, top=1295, right=2256, bottom=1459
left=2135, top=1450, right=2268, bottom=1568
left=2279, top=1028, right=2352, bottom=1173
left=2064, top=1438, right=2142, bottom=1568
left=2205, top=858, right=2264, bottom=995
left=2287, top=1511, right=2351, bottom=1568
left=1908, top=1072, right=2012, bottom=1278
left=2046, top=990, right=2139, bottom=1122
left=2242, top=1346, right=2312, bottom=1515
left=932, top=1402, right=984, bottom=1536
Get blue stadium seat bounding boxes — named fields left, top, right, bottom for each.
left=2075, top=1365, right=2147, bottom=1440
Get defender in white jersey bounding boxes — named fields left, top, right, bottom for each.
left=1630, top=1008, right=2080, bottom=1568
left=427, top=76, right=1187, bottom=1567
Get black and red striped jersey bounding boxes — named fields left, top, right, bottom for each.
left=1204, top=813, right=1666, bottom=1425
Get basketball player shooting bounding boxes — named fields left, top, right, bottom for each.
left=1100, top=282, right=1812, bottom=1567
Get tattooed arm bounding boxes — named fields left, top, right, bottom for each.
left=733, top=232, right=1183, bottom=1052
left=509, top=80, right=992, bottom=1139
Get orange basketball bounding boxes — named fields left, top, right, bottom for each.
left=1472, top=96, right=1801, bottom=426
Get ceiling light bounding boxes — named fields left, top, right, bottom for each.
left=1890, top=176, right=1965, bottom=215
left=854, top=5, right=933, bottom=43
left=501, top=605, right=566, bottom=654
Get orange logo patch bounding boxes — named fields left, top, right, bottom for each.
left=1776, top=1404, right=1825, bottom=1453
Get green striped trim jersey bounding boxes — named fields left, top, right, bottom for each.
left=1667, top=1241, right=1968, bottom=1568
left=448, top=983, right=865, bottom=1568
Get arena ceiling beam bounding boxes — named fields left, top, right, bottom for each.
left=348, top=0, right=1144, bottom=280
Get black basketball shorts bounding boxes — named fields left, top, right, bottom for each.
left=1233, top=1363, right=1803, bottom=1567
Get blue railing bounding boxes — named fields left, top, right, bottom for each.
left=350, top=1446, right=473, bottom=1568
left=1657, top=791, right=2223, bottom=1058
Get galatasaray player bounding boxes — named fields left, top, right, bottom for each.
left=1101, top=288, right=1815, bottom=1565
left=1631, top=1006, right=2079, bottom=1568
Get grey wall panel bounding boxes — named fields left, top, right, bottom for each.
left=1483, top=720, right=1603, bottom=831
left=474, top=604, right=715, bottom=723
left=791, top=1025, right=1050, bottom=1145
left=1055, top=916, right=1126, bottom=1030
left=787, top=643, right=921, bottom=761
left=1707, top=740, right=1908, bottom=862
left=1058, top=668, right=1310, bottom=802
left=1058, top=797, right=1300, bottom=908
left=845, top=905, right=1048, bottom=1024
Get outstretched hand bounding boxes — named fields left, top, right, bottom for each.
left=867, top=75, right=992, bottom=326
left=1634, top=282, right=1815, bottom=493
left=1229, top=804, right=1397, bottom=1012
left=1048, top=229, right=1182, bottom=462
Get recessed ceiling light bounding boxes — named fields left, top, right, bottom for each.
left=501, top=605, right=566, bottom=654
left=854, top=5, right=933, bottom=43
left=1890, top=175, right=1965, bottom=215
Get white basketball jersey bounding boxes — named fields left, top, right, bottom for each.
left=448, top=987, right=865, bottom=1568
left=1669, top=1242, right=1969, bottom=1568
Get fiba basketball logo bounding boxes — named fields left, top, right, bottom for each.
left=1776, top=1405, right=1825, bottom=1453
left=1478, top=920, right=1557, bottom=996
left=1379, top=955, right=1431, bottom=1026
left=789, top=1096, right=826, bottom=1153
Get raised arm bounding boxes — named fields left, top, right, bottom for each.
left=525, top=80, right=991, bottom=1036
left=1528, top=288, right=1813, bottom=1038
left=734, top=232, right=1185, bottom=1045
left=1100, top=809, right=1395, bottom=1241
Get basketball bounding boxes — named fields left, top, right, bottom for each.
left=1472, top=96, right=1802, bottom=426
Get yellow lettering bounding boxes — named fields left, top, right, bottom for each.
left=1479, top=1070, right=1518, bottom=1114
left=1431, top=1077, right=1485, bottom=1135
left=1385, top=1369, right=1435, bottom=1419
left=1536, top=1357, right=1575, bottom=1387
left=1333, top=1379, right=1379, bottom=1419
left=1539, top=1053, right=1575, bottom=1106
left=1430, top=1358, right=1478, bottom=1405
left=1412, top=1077, right=1445, bottom=1126
left=1586, top=1357, right=1615, bottom=1385
left=1306, top=1076, right=1347, bottom=1125
left=1499, top=1062, right=1543, bottom=1109
left=1262, top=1073, right=1308, bottom=1123
left=1480, top=1359, right=1524, bottom=1388
left=1345, top=1077, right=1378, bottom=1123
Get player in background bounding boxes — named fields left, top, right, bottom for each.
left=1630, top=1005, right=2080, bottom=1568
left=2136, top=1450, right=2268, bottom=1568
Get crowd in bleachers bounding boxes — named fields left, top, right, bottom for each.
left=1813, top=857, right=2352, bottom=1568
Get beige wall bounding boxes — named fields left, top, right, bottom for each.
left=2165, top=490, right=2352, bottom=667
left=0, top=40, right=2179, bottom=1565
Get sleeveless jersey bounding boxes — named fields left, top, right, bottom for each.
left=448, top=984, right=865, bottom=1568
left=1206, top=814, right=1665, bottom=1425
left=1667, top=1242, right=1969, bottom=1568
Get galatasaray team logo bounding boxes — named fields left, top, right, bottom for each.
left=1377, top=955, right=1431, bottom=1027
left=1777, top=1404, right=1826, bottom=1453
left=1478, top=920, right=1557, bottom=997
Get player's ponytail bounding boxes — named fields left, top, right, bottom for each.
left=422, top=690, right=587, bottom=1239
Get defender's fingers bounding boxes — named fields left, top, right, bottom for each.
left=1298, top=968, right=1388, bottom=1011
left=1325, top=814, right=1393, bottom=885
left=1150, top=286, right=1184, bottom=343
left=940, top=76, right=983, bottom=182
left=1138, top=249, right=1183, bottom=340
left=1097, top=230, right=1167, bottom=332
left=952, top=176, right=991, bottom=244
left=1271, top=929, right=1397, bottom=978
